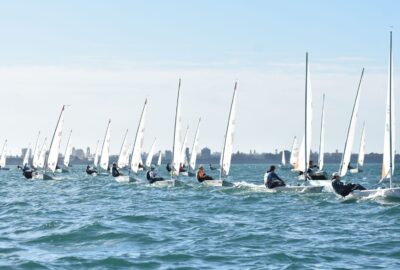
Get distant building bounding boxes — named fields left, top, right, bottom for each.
left=86, top=147, right=90, bottom=158
left=201, top=147, right=211, bottom=159
left=165, top=150, right=172, bottom=161
left=72, top=148, right=85, bottom=160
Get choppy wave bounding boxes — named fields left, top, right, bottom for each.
left=1, top=164, right=400, bottom=269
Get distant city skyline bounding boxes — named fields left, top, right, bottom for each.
left=0, top=1, right=400, bottom=154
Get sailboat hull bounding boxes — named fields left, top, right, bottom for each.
left=202, top=179, right=233, bottom=187
left=351, top=188, right=400, bottom=199
left=268, top=185, right=324, bottom=193
left=151, top=179, right=183, bottom=187
left=349, top=168, right=363, bottom=174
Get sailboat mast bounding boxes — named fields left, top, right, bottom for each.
left=172, top=79, right=181, bottom=177
left=220, top=82, right=237, bottom=180
left=318, top=94, right=325, bottom=169
left=304, top=53, right=308, bottom=181
left=389, top=31, right=393, bottom=188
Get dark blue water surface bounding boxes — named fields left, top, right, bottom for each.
left=1, top=164, right=400, bottom=269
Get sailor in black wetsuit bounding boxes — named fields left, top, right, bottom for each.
left=22, top=163, right=33, bottom=179
left=86, top=165, right=98, bottom=175
left=112, top=163, right=123, bottom=177
left=166, top=163, right=172, bottom=172
left=331, top=172, right=366, bottom=197
left=264, top=165, right=286, bottom=189
left=197, top=165, right=213, bottom=182
left=146, top=166, right=164, bottom=184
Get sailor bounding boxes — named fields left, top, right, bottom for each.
left=197, top=165, right=214, bottom=182
left=264, top=165, right=286, bottom=189
left=210, top=164, right=217, bottom=170
left=331, top=172, right=366, bottom=197
left=86, top=165, right=98, bottom=175
left=22, top=163, right=33, bottom=179
left=179, top=163, right=187, bottom=173
left=166, top=163, right=172, bottom=172
left=146, top=166, right=165, bottom=184
left=112, top=162, right=122, bottom=177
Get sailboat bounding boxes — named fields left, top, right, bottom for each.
left=31, top=131, right=41, bottom=169
left=352, top=31, right=400, bottom=198
left=42, top=106, right=66, bottom=180
left=21, top=144, right=31, bottom=168
left=145, top=138, right=157, bottom=169
left=62, top=130, right=72, bottom=173
left=115, top=99, right=147, bottom=182
left=289, top=136, right=298, bottom=169
left=157, top=151, right=162, bottom=166
left=117, top=129, right=130, bottom=169
left=188, top=118, right=201, bottom=177
left=270, top=53, right=323, bottom=193
left=179, top=126, right=189, bottom=176
left=308, top=94, right=329, bottom=180
left=310, top=69, right=364, bottom=189
left=203, top=82, right=238, bottom=187
left=0, top=140, right=9, bottom=170
left=349, top=124, right=366, bottom=174
left=93, top=140, right=100, bottom=169
left=154, top=79, right=185, bottom=187
left=97, top=120, right=111, bottom=176
left=36, top=138, right=47, bottom=169
left=279, top=150, right=291, bottom=169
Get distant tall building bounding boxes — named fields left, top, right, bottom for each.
left=201, top=147, right=211, bottom=159
left=21, top=148, right=29, bottom=158
left=86, top=147, right=91, bottom=158
left=165, top=150, right=172, bottom=161
left=185, top=147, right=190, bottom=160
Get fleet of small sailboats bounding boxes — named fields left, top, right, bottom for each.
left=6, top=31, right=399, bottom=200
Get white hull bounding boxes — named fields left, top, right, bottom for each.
left=114, top=175, right=141, bottom=183
left=97, top=172, right=110, bottom=177
left=351, top=187, right=400, bottom=199
left=304, top=180, right=333, bottom=191
left=151, top=179, right=183, bottom=187
left=43, top=173, right=64, bottom=180
left=349, top=168, right=362, bottom=174
left=202, top=179, right=233, bottom=187
left=180, top=171, right=189, bottom=176
left=267, top=185, right=324, bottom=193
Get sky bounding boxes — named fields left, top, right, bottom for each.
left=0, top=0, right=400, bottom=156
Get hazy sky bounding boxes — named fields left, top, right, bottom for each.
left=0, top=0, right=399, bottom=155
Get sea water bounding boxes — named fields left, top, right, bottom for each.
left=1, top=164, right=400, bottom=269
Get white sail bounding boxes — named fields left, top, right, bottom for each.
left=130, top=99, right=147, bottom=174
left=37, top=138, right=47, bottom=169
left=281, top=150, right=286, bottom=165
left=93, top=140, right=100, bottom=167
left=46, top=106, right=65, bottom=173
left=145, top=138, right=157, bottom=168
left=0, top=140, right=7, bottom=168
left=382, top=31, right=395, bottom=182
left=339, top=69, right=364, bottom=177
left=296, top=54, right=312, bottom=174
left=289, top=136, right=298, bottom=167
left=180, top=126, right=189, bottom=166
left=157, top=151, right=162, bottom=166
left=318, top=94, right=325, bottom=170
left=220, top=82, right=238, bottom=178
left=99, top=120, right=111, bottom=171
left=117, top=129, right=130, bottom=168
left=63, top=130, right=72, bottom=167
left=189, top=118, right=201, bottom=171
left=172, top=79, right=183, bottom=176
left=31, top=131, right=41, bottom=167
left=357, top=124, right=366, bottom=168
left=22, top=144, right=31, bottom=166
